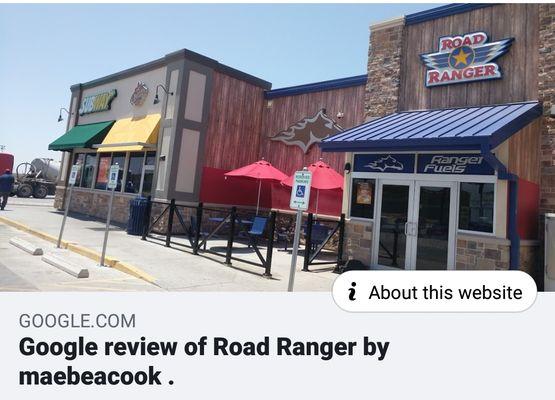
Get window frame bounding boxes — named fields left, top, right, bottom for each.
left=456, top=181, right=497, bottom=237
left=348, top=176, right=376, bottom=221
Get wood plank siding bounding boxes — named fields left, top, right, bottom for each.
left=259, top=84, right=366, bottom=175
left=508, top=119, right=542, bottom=184
left=204, top=71, right=266, bottom=170
left=398, top=3, right=539, bottom=111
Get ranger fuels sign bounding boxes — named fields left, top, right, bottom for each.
left=420, top=32, right=513, bottom=87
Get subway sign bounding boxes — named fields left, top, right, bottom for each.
left=354, top=153, right=495, bottom=175
left=420, top=32, right=513, bottom=87
left=79, top=89, right=117, bottom=115
left=418, top=154, right=494, bottom=175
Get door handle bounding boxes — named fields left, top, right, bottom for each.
left=404, top=222, right=417, bottom=237
left=411, top=222, right=418, bottom=237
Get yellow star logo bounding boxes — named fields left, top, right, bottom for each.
left=453, top=48, right=470, bottom=67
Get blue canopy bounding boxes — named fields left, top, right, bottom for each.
left=320, top=101, right=542, bottom=152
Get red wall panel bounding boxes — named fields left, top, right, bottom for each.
left=517, top=178, right=539, bottom=240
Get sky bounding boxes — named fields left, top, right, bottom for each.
left=0, top=3, right=440, bottom=167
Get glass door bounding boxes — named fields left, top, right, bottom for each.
left=410, top=182, right=457, bottom=270
left=372, top=180, right=414, bottom=269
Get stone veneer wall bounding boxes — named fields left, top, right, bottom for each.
left=364, top=17, right=405, bottom=119
left=456, top=234, right=539, bottom=275
left=539, top=4, right=555, bottom=219
left=54, top=186, right=132, bottom=225
left=343, top=219, right=373, bottom=265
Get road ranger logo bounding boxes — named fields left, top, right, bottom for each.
left=420, top=32, right=513, bottom=87
left=423, top=155, right=484, bottom=174
left=365, top=155, right=404, bottom=172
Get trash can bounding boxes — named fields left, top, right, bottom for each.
left=127, top=196, right=149, bottom=236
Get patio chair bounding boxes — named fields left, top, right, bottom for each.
left=277, top=227, right=290, bottom=252
left=306, top=223, right=330, bottom=252
left=247, top=216, right=267, bottom=247
left=190, top=215, right=208, bottom=250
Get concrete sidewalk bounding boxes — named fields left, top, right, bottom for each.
left=0, top=222, right=158, bottom=291
left=0, top=198, right=337, bottom=291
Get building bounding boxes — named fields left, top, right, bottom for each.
left=49, top=50, right=365, bottom=222
left=321, top=3, right=555, bottom=278
left=50, top=3, right=555, bottom=278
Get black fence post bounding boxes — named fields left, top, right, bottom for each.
left=141, top=195, right=152, bottom=241
left=165, top=199, right=175, bottom=247
left=303, top=213, right=313, bottom=272
left=193, top=202, right=203, bottom=255
left=334, top=213, right=346, bottom=273
left=225, top=207, right=236, bottom=265
left=264, top=211, right=277, bottom=277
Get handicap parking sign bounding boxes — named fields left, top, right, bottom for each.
left=290, top=171, right=312, bottom=211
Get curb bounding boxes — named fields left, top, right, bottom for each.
left=0, top=215, right=157, bottom=285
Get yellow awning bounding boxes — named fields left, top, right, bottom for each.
left=96, top=114, right=161, bottom=153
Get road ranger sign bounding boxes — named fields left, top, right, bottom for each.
left=107, top=165, right=119, bottom=190
left=420, top=31, right=513, bottom=87
left=290, top=170, right=312, bottom=211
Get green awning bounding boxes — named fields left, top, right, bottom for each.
left=49, top=120, right=115, bottom=151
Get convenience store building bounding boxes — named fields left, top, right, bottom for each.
left=321, top=3, right=554, bottom=274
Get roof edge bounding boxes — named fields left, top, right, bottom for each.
left=265, top=75, right=367, bottom=100
left=405, top=3, right=493, bottom=26
left=72, top=48, right=271, bottom=91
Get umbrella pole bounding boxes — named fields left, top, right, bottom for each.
left=256, top=179, right=262, bottom=215
left=315, top=189, right=320, bottom=219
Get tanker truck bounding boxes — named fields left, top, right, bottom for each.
left=0, top=151, right=14, bottom=173
left=13, top=158, right=60, bottom=198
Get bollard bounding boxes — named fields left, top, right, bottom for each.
left=193, top=202, right=203, bottom=255
left=303, top=213, right=313, bottom=272
left=165, top=199, right=175, bottom=247
left=225, top=207, right=236, bottom=265
left=141, top=196, right=152, bottom=241
left=334, top=213, right=346, bottom=273
left=264, top=211, right=277, bottom=277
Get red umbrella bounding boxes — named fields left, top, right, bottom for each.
left=282, top=160, right=343, bottom=216
left=225, top=159, right=288, bottom=214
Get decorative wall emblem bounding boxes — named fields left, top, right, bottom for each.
left=420, top=31, right=513, bottom=87
left=269, top=109, right=342, bottom=154
left=130, top=82, right=149, bottom=107
left=79, top=89, right=117, bottom=115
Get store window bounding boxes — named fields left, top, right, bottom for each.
left=95, top=153, right=111, bottom=190
left=110, top=152, right=125, bottom=192
left=350, top=178, right=375, bottom=219
left=125, top=153, right=144, bottom=193
left=72, top=153, right=85, bottom=186
left=142, top=151, right=156, bottom=196
left=458, top=182, right=494, bottom=233
left=81, top=154, right=97, bottom=188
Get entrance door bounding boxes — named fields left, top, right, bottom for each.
left=372, top=180, right=456, bottom=270
left=410, top=182, right=457, bottom=270
left=372, top=180, right=414, bottom=269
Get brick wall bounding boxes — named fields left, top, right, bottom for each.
left=539, top=4, right=555, bottom=216
left=364, top=17, right=405, bottom=119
